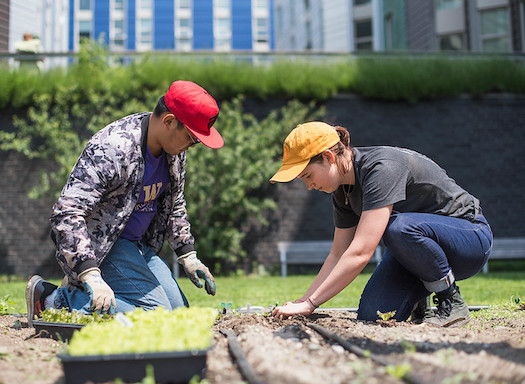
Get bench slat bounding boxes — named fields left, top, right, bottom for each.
left=279, top=237, right=525, bottom=276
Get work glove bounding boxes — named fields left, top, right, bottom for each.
left=78, top=268, right=116, bottom=314
left=177, top=251, right=216, bottom=295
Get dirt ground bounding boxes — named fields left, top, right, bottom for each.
left=1, top=308, right=524, bottom=384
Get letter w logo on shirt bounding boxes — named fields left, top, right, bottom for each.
left=143, top=182, right=163, bottom=202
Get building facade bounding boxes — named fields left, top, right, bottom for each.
left=69, top=0, right=273, bottom=52
left=274, top=0, right=524, bottom=53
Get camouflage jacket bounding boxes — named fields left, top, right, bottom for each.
left=50, top=112, right=194, bottom=282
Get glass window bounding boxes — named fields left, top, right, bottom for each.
left=439, top=33, right=464, bottom=51
left=356, top=41, right=372, bottom=50
left=179, top=0, right=191, bottom=9
left=114, top=0, right=124, bottom=11
left=480, top=7, right=510, bottom=52
left=216, top=17, right=230, bottom=36
left=114, top=19, right=124, bottom=34
left=255, top=0, right=268, bottom=9
left=384, top=13, right=393, bottom=51
left=355, top=19, right=372, bottom=38
left=177, top=37, right=192, bottom=51
left=437, top=0, right=463, bottom=10
left=353, top=0, right=370, bottom=5
left=140, top=18, right=152, bottom=44
left=179, top=18, right=190, bottom=28
left=481, top=8, right=509, bottom=36
left=79, top=20, right=91, bottom=39
left=482, top=38, right=510, bottom=52
left=355, top=19, right=372, bottom=51
left=79, top=0, right=90, bottom=10
left=139, top=0, right=152, bottom=10
left=256, top=17, right=268, bottom=42
left=215, top=0, right=230, bottom=9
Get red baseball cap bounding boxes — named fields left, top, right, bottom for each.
left=164, top=80, right=223, bottom=149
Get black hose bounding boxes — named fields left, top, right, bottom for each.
left=219, top=329, right=266, bottom=384
left=307, top=323, right=428, bottom=384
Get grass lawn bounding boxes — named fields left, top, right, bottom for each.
left=1, top=270, right=524, bottom=315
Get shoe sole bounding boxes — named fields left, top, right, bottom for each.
left=443, top=315, right=471, bottom=328
left=424, top=313, right=471, bottom=328
left=25, top=275, right=43, bottom=328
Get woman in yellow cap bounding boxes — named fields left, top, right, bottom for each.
left=270, top=122, right=492, bottom=327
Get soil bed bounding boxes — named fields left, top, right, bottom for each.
left=1, top=308, right=524, bottom=384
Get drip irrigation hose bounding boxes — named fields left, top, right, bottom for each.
left=219, top=329, right=266, bottom=384
left=307, top=323, right=428, bottom=384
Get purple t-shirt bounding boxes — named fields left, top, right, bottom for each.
left=121, top=146, right=170, bottom=241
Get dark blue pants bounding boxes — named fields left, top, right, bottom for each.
left=357, top=213, right=492, bottom=321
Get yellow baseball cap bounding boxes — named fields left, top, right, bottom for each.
left=270, top=122, right=340, bottom=183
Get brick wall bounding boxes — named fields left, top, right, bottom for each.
left=1, top=95, right=524, bottom=277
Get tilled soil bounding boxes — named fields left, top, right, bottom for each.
left=1, top=308, right=524, bottom=384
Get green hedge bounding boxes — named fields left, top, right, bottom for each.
left=1, top=40, right=524, bottom=110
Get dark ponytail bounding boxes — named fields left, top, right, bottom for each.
left=335, top=126, right=351, bottom=148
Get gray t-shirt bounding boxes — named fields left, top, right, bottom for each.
left=333, top=146, right=481, bottom=228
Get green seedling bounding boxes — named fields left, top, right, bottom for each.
left=40, top=308, right=113, bottom=324
left=400, top=339, right=416, bottom=354
left=0, top=295, right=15, bottom=315
left=376, top=310, right=396, bottom=321
left=385, top=363, right=412, bottom=379
left=511, top=296, right=524, bottom=310
left=220, top=302, right=232, bottom=315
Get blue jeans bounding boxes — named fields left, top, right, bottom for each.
left=54, top=238, right=188, bottom=313
left=357, top=213, right=492, bottom=322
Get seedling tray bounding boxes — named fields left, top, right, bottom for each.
left=32, top=320, right=85, bottom=342
left=59, top=349, right=209, bottom=384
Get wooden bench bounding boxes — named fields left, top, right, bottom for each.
left=482, top=237, right=525, bottom=273
left=278, top=240, right=383, bottom=277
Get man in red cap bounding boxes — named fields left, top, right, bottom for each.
left=26, top=81, right=223, bottom=324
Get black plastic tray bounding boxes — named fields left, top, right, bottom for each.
left=59, top=349, right=209, bottom=384
left=32, top=320, right=85, bottom=342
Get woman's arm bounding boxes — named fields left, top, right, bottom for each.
left=273, top=205, right=392, bottom=317
left=297, top=226, right=356, bottom=301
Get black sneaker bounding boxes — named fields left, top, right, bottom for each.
left=25, top=275, right=58, bottom=327
left=410, top=295, right=435, bottom=324
left=424, top=287, right=470, bottom=328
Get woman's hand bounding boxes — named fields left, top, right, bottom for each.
left=272, top=299, right=316, bottom=318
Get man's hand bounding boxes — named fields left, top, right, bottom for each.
left=78, top=268, right=116, bottom=314
left=177, top=251, right=216, bottom=295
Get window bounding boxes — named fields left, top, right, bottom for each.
left=139, top=0, right=152, bottom=10
left=177, top=37, right=192, bottom=51
left=353, top=0, right=370, bottom=6
left=113, top=19, right=124, bottom=37
left=216, top=17, right=230, bottom=37
left=256, top=17, right=269, bottom=42
left=480, top=7, right=510, bottom=52
left=355, top=19, right=372, bottom=51
left=79, top=20, right=91, bottom=39
left=385, top=13, right=393, bottom=51
left=79, top=0, right=90, bottom=11
left=179, top=18, right=190, bottom=28
left=177, top=17, right=192, bottom=38
left=139, top=18, right=152, bottom=44
left=114, top=0, right=124, bottom=11
left=254, top=0, right=268, bottom=9
left=215, top=0, right=229, bottom=10
left=179, top=0, right=191, bottom=9
left=437, top=0, right=463, bottom=10
left=439, top=33, right=465, bottom=51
